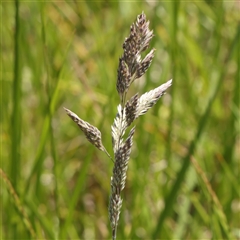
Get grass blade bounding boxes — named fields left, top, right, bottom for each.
left=153, top=23, right=240, bottom=238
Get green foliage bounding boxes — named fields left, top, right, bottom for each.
left=1, top=1, right=239, bottom=239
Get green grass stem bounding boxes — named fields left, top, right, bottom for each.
left=153, top=23, right=240, bottom=238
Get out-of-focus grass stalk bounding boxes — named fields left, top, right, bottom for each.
left=10, top=1, right=21, bottom=238
left=24, top=114, right=50, bottom=195
left=166, top=1, right=179, bottom=163
left=24, top=21, right=74, bottom=197
left=39, top=4, right=60, bottom=237
left=60, top=149, right=95, bottom=239
left=223, top=24, right=240, bottom=162
left=153, top=19, right=240, bottom=239
left=11, top=0, right=21, bottom=195
left=1, top=168, right=36, bottom=238
left=216, top=155, right=239, bottom=194
left=191, top=156, right=235, bottom=240
left=34, top=2, right=51, bottom=199
left=25, top=198, right=55, bottom=239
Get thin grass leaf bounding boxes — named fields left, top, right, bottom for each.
left=1, top=168, right=37, bottom=239
left=152, top=25, right=239, bottom=238
left=60, top=148, right=95, bottom=239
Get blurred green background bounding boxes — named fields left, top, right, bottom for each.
left=1, top=1, right=239, bottom=239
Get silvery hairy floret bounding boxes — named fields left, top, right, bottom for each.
left=136, top=79, right=172, bottom=117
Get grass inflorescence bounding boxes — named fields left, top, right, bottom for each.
left=2, top=2, right=239, bottom=240
left=65, top=12, right=172, bottom=240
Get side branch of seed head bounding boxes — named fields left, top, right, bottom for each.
left=64, top=107, right=113, bottom=161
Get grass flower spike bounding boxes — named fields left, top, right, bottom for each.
left=109, top=12, right=171, bottom=239
left=117, top=12, right=155, bottom=105
left=65, top=12, right=172, bottom=240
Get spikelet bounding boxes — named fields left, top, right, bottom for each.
left=114, top=79, right=172, bottom=130
left=111, top=105, right=127, bottom=153
left=64, top=107, right=105, bottom=151
left=136, top=79, right=172, bottom=117
left=125, top=93, right=139, bottom=127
